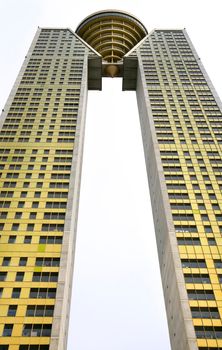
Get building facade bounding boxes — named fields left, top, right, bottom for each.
left=0, top=9, right=222, bottom=350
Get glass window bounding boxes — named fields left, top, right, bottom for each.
left=2, top=257, right=11, bottom=266
left=0, top=272, right=7, bottom=281
left=16, top=272, right=24, bottom=281
left=8, top=235, right=16, bottom=243
left=208, top=238, right=216, bottom=246
left=19, top=257, right=27, bottom=266
left=24, top=236, right=32, bottom=244
left=2, top=324, right=13, bottom=336
left=8, top=305, right=17, bottom=316
left=187, top=290, right=214, bottom=300
left=12, top=288, right=21, bottom=298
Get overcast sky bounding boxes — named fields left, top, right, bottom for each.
left=0, top=1, right=222, bottom=349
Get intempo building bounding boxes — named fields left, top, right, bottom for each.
left=1, top=9, right=222, bottom=350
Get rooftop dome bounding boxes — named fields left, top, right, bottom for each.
left=76, top=10, right=148, bottom=64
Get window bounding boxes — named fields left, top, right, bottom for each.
left=201, top=214, right=209, bottom=221
left=46, top=201, right=67, bottom=208
left=12, top=223, right=19, bottom=231
left=3, top=181, right=16, bottom=188
left=8, top=235, right=16, bottom=243
left=34, top=192, right=41, bottom=198
left=29, top=288, right=56, bottom=299
left=43, top=213, right=65, bottom=220
left=24, top=236, right=32, bottom=244
left=18, top=201, right=25, bottom=208
left=35, top=257, right=60, bottom=267
left=170, top=203, right=192, bottom=210
left=27, top=223, right=34, bottom=231
left=212, top=203, right=220, bottom=210
left=175, top=225, right=197, bottom=233
left=26, top=305, right=54, bottom=317
left=195, top=326, right=222, bottom=339
left=22, top=324, right=52, bottom=337
left=177, top=237, right=201, bottom=245
left=39, top=236, right=62, bottom=244
left=191, top=307, right=220, bottom=319
left=187, top=289, right=215, bottom=300
left=32, top=272, right=58, bottom=282
left=49, top=182, right=69, bottom=189
left=0, top=201, right=10, bottom=208
left=29, top=212, right=36, bottom=219
left=2, top=257, right=11, bottom=266
left=198, top=203, right=206, bottom=210
left=204, top=226, right=212, bottom=233
left=42, top=223, right=64, bottom=231
left=15, top=212, right=22, bottom=219
left=214, top=260, right=222, bottom=268
left=184, top=274, right=210, bottom=284
left=0, top=272, right=7, bottom=281
left=208, top=238, right=216, bottom=246
left=32, top=201, right=39, bottom=208
left=19, top=257, right=27, bottom=266
left=8, top=305, right=17, bottom=316
left=16, top=272, right=25, bottom=281
left=2, top=324, right=13, bottom=336
left=47, top=191, right=68, bottom=198
left=12, top=288, right=21, bottom=298
left=21, top=191, right=27, bottom=198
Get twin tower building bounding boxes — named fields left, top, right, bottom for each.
left=0, top=9, right=222, bottom=350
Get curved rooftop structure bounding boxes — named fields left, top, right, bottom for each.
left=76, top=10, right=148, bottom=64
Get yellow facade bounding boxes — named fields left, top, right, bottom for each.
left=0, top=28, right=86, bottom=350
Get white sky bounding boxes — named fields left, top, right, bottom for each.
left=0, top=1, right=222, bottom=349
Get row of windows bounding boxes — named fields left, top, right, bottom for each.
left=187, top=290, right=214, bottom=300
left=0, top=164, right=72, bottom=171
left=0, top=235, right=62, bottom=245
left=0, top=201, right=67, bottom=208
left=0, top=223, right=64, bottom=231
left=0, top=212, right=65, bottom=221
left=1, top=257, right=60, bottom=266
left=177, top=237, right=217, bottom=246
left=2, top=323, right=52, bottom=337
left=181, top=259, right=222, bottom=269
left=2, top=252, right=62, bottom=266
left=1, top=346, right=49, bottom=350
left=0, top=191, right=68, bottom=198
left=0, top=182, right=70, bottom=188
left=195, top=326, right=222, bottom=339
left=4, top=271, right=219, bottom=285
left=0, top=271, right=58, bottom=282
left=191, top=307, right=220, bottom=319
left=0, top=137, right=75, bottom=143
left=0, top=288, right=56, bottom=299
left=173, top=213, right=222, bottom=222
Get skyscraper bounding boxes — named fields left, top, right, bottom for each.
left=0, top=8, right=222, bottom=350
